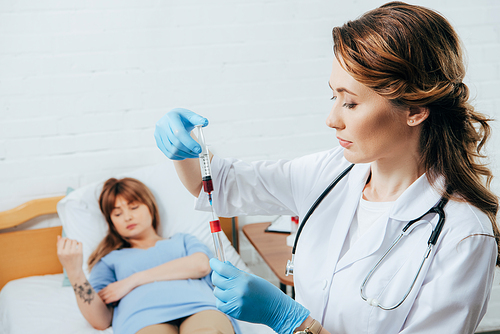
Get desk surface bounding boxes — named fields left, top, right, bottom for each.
left=242, top=222, right=294, bottom=286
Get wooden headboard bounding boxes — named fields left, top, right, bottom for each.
left=0, top=196, right=238, bottom=290
left=0, top=196, right=65, bottom=290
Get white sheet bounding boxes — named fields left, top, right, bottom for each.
left=0, top=274, right=111, bottom=334
left=0, top=274, right=275, bottom=334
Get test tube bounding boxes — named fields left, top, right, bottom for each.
left=210, top=220, right=226, bottom=262
left=195, top=125, right=214, bottom=204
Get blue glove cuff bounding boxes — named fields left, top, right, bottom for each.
left=272, top=296, right=310, bottom=334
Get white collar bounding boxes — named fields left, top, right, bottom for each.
left=390, top=173, right=445, bottom=221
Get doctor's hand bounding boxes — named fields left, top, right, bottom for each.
left=154, top=108, right=208, bottom=160
left=210, top=259, right=310, bottom=334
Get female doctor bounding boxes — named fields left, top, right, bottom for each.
left=154, top=2, right=500, bottom=334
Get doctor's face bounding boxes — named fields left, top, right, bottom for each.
left=326, top=57, right=415, bottom=165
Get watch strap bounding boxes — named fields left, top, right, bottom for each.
left=294, top=319, right=322, bottom=334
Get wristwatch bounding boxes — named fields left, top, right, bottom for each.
left=294, top=319, right=322, bottom=334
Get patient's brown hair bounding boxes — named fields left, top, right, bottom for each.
left=87, top=178, right=160, bottom=271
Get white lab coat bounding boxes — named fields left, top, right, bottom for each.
left=195, top=147, right=497, bottom=334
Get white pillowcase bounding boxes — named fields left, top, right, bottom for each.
left=57, top=160, right=249, bottom=277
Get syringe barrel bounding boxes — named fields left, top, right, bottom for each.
left=195, top=125, right=213, bottom=181
left=199, top=153, right=212, bottom=180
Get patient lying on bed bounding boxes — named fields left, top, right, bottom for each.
left=56, top=177, right=235, bottom=334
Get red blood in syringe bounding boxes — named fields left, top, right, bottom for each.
left=202, top=176, right=214, bottom=205
left=202, top=176, right=214, bottom=193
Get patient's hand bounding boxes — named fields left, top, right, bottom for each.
left=57, top=235, right=84, bottom=275
left=98, top=277, right=137, bottom=304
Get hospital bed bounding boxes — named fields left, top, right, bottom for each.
left=0, top=161, right=274, bottom=334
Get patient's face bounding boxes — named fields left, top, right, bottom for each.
left=110, top=195, right=154, bottom=240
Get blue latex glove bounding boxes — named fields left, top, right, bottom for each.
left=210, top=258, right=310, bottom=334
left=154, top=108, right=209, bottom=160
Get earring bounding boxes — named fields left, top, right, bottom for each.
left=409, top=120, right=414, bottom=124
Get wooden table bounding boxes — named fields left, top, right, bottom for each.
left=242, top=222, right=294, bottom=294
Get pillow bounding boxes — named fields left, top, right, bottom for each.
left=62, top=187, right=75, bottom=287
left=57, top=160, right=249, bottom=278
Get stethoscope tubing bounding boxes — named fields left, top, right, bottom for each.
left=291, top=163, right=354, bottom=255
left=359, top=199, right=448, bottom=310
left=286, top=164, right=354, bottom=276
left=286, top=162, right=450, bottom=310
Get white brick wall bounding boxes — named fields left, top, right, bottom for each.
left=2, top=0, right=497, bottom=209
left=1, top=0, right=500, bottom=328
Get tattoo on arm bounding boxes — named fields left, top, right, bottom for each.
left=73, top=281, right=95, bottom=305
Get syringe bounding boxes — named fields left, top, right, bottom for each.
left=194, top=125, right=226, bottom=262
left=210, top=219, right=226, bottom=262
left=195, top=125, right=214, bottom=206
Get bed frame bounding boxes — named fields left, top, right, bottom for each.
left=0, top=196, right=64, bottom=290
left=0, top=196, right=238, bottom=291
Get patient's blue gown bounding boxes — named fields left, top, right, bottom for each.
left=89, top=233, right=239, bottom=334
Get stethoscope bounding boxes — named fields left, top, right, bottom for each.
left=285, top=164, right=450, bottom=310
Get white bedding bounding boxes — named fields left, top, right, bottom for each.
left=0, top=274, right=274, bottom=334
left=0, top=274, right=111, bottom=334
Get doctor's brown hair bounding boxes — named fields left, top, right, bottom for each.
left=332, top=1, right=500, bottom=264
left=87, top=177, right=161, bottom=271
